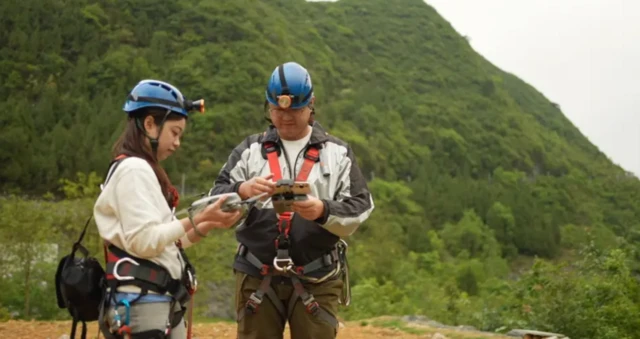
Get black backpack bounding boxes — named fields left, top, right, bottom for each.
left=54, top=158, right=125, bottom=339
left=54, top=216, right=106, bottom=339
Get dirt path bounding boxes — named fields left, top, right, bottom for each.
left=0, top=319, right=512, bottom=339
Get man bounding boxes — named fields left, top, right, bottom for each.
left=209, top=61, right=374, bottom=339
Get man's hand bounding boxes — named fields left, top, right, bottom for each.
left=291, top=196, right=325, bottom=221
left=238, top=173, right=275, bottom=199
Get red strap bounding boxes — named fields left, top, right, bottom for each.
left=264, top=143, right=319, bottom=182
left=104, top=248, right=128, bottom=280
left=117, top=325, right=132, bottom=335
left=186, top=297, right=194, bottom=339
left=297, top=147, right=318, bottom=181
left=168, top=185, right=180, bottom=209
left=265, top=145, right=283, bottom=181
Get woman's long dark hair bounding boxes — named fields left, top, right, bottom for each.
left=112, top=107, right=186, bottom=206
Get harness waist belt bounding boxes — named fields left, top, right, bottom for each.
left=237, top=244, right=338, bottom=277
left=105, top=245, right=190, bottom=305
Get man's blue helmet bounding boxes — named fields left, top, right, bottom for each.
left=265, top=62, right=314, bottom=110
left=123, top=80, right=201, bottom=116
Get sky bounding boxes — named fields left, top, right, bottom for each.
left=425, top=0, right=640, bottom=175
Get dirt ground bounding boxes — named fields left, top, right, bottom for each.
left=0, top=318, right=512, bottom=339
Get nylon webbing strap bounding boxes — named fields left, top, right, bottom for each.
left=297, top=147, right=319, bottom=181
left=238, top=245, right=337, bottom=276
left=237, top=275, right=287, bottom=322
left=105, top=261, right=169, bottom=286
left=265, top=143, right=283, bottom=181
left=289, top=276, right=339, bottom=329
left=264, top=142, right=318, bottom=183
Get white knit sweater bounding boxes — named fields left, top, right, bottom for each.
left=94, top=157, right=191, bottom=291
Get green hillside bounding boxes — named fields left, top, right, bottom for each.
left=1, top=0, right=640, bottom=337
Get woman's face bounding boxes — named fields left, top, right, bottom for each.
left=268, top=98, right=314, bottom=141
left=144, top=115, right=186, bottom=161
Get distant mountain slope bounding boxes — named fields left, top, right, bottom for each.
left=2, top=0, right=638, bottom=254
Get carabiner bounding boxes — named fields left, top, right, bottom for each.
left=187, top=270, right=198, bottom=293
left=117, top=299, right=131, bottom=326
left=112, top=257, right=140, bottom=281
left=273, top=257, right=294, bottom=272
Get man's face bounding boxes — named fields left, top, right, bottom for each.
left=268, top=98, right=314, bottom=140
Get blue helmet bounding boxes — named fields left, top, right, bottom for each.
left=265, top=62, right=314, bottom=110
left=123, top=79, right=204, bottom=116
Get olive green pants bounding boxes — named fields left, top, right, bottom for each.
left=235, top=271, right=343, bottom=339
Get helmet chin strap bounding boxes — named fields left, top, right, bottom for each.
left=135, top=109, right=173, bottom=160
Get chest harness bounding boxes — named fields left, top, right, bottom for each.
left=235, top=141, right=349, bottom=329
left=98, top=155, right=198, bottom=339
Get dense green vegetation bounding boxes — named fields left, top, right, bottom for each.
left=1, top=0, right=640, bottom=337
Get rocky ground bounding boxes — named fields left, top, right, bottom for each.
left=0, top=316, right=517, bottom=339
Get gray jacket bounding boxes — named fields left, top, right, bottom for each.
left=209, top=122, right=374, bottom=277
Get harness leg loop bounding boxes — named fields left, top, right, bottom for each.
left=288, top=276, right=339, bottom=329
left=238, top=274, right=288, bottom=323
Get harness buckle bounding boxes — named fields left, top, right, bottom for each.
left=304, top=152, right=319, bottom=162
left=273, top=257, right=294, bottom=272
left=246, top=293, right=263, bottom=314
left=113, top=257, right=140, bottom=281
left=265, top=145, right=278, bottom=154
left=302, top=295, right=320, bottom=315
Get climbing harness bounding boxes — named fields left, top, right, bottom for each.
left=98, top=155, right=198, bottom=339
left=236, top=140, right=350, bottom=329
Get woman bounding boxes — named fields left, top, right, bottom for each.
left=94, top=79, right=242, bottom=339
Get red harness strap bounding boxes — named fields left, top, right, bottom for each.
left=263, top=141, right=320, bottom=272
left=264, top=142, right=319, bottom=182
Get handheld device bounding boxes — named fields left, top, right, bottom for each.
left=187, top=192, right=265, bottom=220
left=271, top=179, right=311, bottom=214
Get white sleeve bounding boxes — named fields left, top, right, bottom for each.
left=113, top=167, right=186, bottom=259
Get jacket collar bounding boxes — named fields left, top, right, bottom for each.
left=261, top=121, right=329, bottom=146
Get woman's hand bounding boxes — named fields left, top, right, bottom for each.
left=194, top=195, right=243, bottom=232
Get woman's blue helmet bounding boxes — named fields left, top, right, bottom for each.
left=265, top=62, right=314, bottom=110
left=123, top=79, right=204, bottom=116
